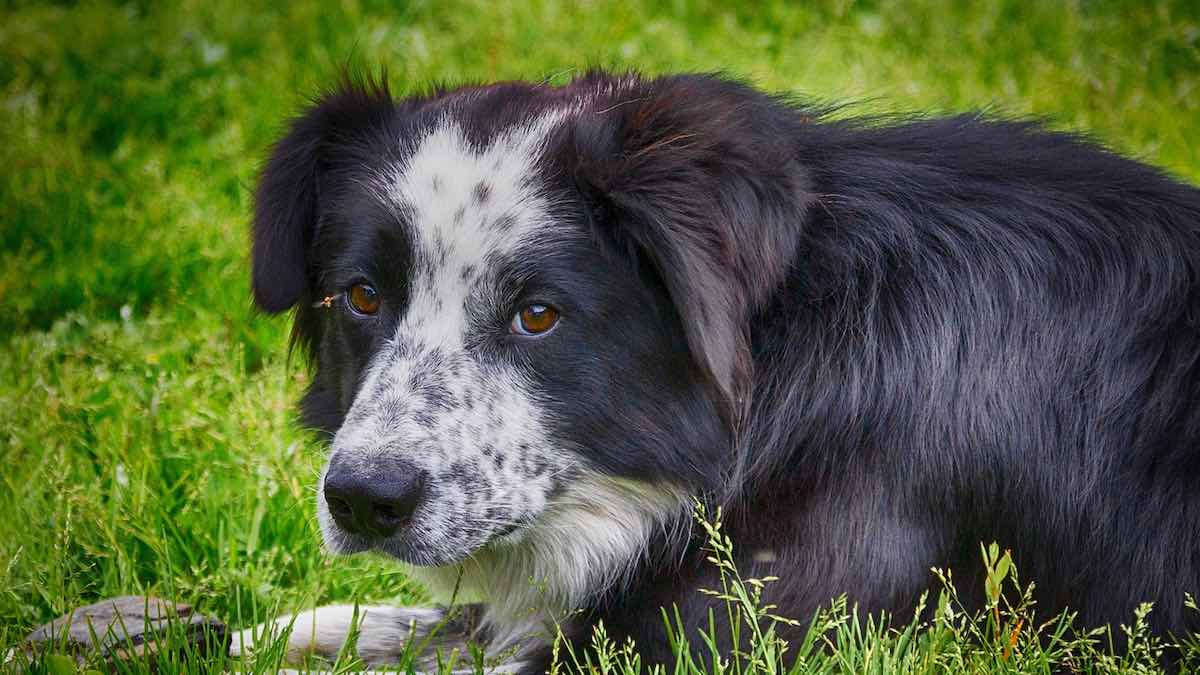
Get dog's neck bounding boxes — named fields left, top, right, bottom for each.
left=406, top=473, right=691, bottom=652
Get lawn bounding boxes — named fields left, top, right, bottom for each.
left=1, top=0, right=1198, bottom=672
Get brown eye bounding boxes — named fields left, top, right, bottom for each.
left=347, top=283, right=380, bottom=315
left=511, top=304, right=560, bottom=336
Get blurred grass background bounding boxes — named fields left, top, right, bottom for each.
left=1, top=0, right=1197, bottom=665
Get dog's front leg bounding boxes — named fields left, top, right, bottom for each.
left=228, top=603, right=481, bottom=668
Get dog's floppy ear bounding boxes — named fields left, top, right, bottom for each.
left=571, top=73, right=812, bottom=424
left=252, top=77, right=395, bottom=313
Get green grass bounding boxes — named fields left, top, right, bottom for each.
left=1, top=0, right=1197, bottom=672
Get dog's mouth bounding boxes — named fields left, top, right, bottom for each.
left=317, top=484, right=542, bottom=566
left=491, top=522, right=521, bottom=539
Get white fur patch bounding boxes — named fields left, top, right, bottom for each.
left=228, top=605, right=447, bottom=666
left=318, top=113, right=578, bottom=566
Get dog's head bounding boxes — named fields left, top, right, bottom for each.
left=252, top=72, right=810, bottom=569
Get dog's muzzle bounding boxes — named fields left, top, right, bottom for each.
left=323, top=455, right=426, bottom=539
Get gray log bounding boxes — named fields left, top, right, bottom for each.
left=14, top=595, right=228, bottom=669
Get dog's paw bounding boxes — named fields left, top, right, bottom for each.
left=228, top=605, right=458, bottom=667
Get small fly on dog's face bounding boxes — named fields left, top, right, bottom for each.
left=261, top=85, right=731, bottom=569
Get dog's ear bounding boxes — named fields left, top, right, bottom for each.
left=571, top=74, right=812, bottom=425
left=252, top=77, right=395, bottom=313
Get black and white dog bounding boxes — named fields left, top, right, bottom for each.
left=240, top=71, right=1200, bottom=669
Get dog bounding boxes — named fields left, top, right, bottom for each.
left=237, top=70, right=1200, bottom=670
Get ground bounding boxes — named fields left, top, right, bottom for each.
left=1, top=1, right=1198, bottom=672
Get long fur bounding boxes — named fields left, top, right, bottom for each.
left=248, top=70, right=1200, bottom=670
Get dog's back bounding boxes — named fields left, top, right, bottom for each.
left=734, top=111, right=1200, bottom=642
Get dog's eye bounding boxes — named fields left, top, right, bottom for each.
left=510, top=304, right=560, bottom=336
left=347, top=283, right=381, bottom=315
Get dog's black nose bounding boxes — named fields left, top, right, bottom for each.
left=323, top=458, right=425, bottom=538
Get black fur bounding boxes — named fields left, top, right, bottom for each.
left=252, top=71, right=1200, bottom=669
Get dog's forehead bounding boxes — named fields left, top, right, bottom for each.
left=383, top=113, right=566, bottom=279
left=359, top=111, right=570, bottom=350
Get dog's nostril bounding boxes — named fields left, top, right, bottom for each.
left=326, top=494, right=354, bottom=521
left=323, top=460, right=425, bottom=538
left=375, top=503, right=401, bottom=521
